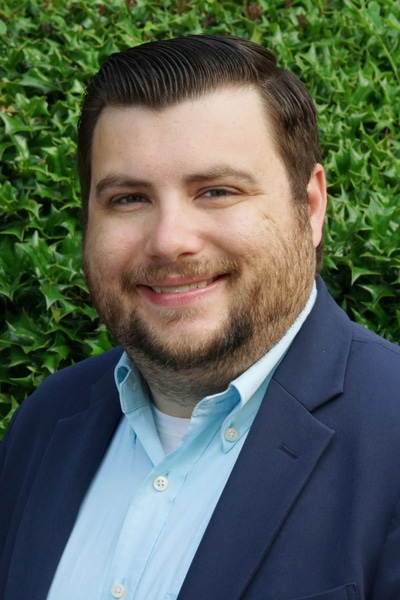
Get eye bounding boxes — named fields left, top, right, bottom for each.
left=111, top=193, right=148, bottom=205
left=201, top=188, right=233, bottom=198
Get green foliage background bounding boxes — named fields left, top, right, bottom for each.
left=1, top=0, right=400, bottom=437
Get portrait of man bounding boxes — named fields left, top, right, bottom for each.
left=1, top=34, right=400, bottom=600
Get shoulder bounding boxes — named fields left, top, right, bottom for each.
left=2, top=347, right=124, bottom=446
left=37, top=346, right=124, bottom=392
left=315, top=276, right=400, bottom=370
left=347, top=320, right=400, bottom=385
left=33, top=345, right=122, bottom=393
left=351, top=318, right=400, bottom=354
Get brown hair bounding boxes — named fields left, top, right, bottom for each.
left=78, top=34, right=321, bottom=229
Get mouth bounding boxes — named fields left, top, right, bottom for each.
left=150, top=277, right=218, bottom=294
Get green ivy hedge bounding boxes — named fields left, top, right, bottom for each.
left=1, top=0, right=400, bottom=438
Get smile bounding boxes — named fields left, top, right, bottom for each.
left=150, top=277, right=216, bottom=293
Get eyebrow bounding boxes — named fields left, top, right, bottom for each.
left=94, top=166, right=259, bottom=198
left=95, top=175, right=150, bottom=197
left=183, top=166, right=258, bottom=186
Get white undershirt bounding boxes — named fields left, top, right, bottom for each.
left=151, top=405, right=191, bottom=454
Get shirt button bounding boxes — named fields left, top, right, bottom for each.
left=153, top=475, right=169, bottom=491
left=111, top=583, right=126, bottom=598
left=224, top=427, right=239, bottom=442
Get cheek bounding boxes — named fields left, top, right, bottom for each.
left=212, top=212, right=260, bottom=254
left=220, top=215, right=276, bottom=259
left=85, top=223, right=142, bottom=278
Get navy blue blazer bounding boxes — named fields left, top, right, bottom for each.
left=1, top=277, right=400, bottom=600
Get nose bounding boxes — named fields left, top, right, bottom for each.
left=144, top=199, right=204, bottom=262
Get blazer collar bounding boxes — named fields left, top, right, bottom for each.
left=273, top=276, right=352, bottom=411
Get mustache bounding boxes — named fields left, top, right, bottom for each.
left=121, top=258, right=240, bottom=291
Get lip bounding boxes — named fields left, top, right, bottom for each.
left=136, top=275, right=226, bottom=307
left=149, top=276, right=217, bottom=294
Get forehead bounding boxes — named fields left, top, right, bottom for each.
left=95, top=86, right=273, bottom=143
left=91, top=87, right=281, bottom=174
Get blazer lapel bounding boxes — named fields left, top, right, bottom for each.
left=5, top=367, right=122, bottom=600
left=178, top=278, right=352, bottom=600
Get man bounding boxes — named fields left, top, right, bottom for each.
left=1, top=34, right=400, bottom=600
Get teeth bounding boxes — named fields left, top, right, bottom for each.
left=151, top=278, right=214, bottom=293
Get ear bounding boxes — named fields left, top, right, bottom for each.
left=307, top=163, right=327, bottom=248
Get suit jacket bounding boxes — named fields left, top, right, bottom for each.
left=1, top=277, right=400, bottom=600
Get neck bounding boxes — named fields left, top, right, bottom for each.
left=133, top=357, right=236, bottom=418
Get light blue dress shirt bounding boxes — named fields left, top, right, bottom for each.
left=47, top=284, right=316, bottom=600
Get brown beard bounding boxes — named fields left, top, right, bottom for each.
left=83, top=204, right=316, bottom=403
left=120, top=259, right=249, bottom=368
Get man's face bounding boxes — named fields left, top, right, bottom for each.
left=83, top=87, right=325, bottom=380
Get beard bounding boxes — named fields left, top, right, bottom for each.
left=83, top=203, right=316, bottom=395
